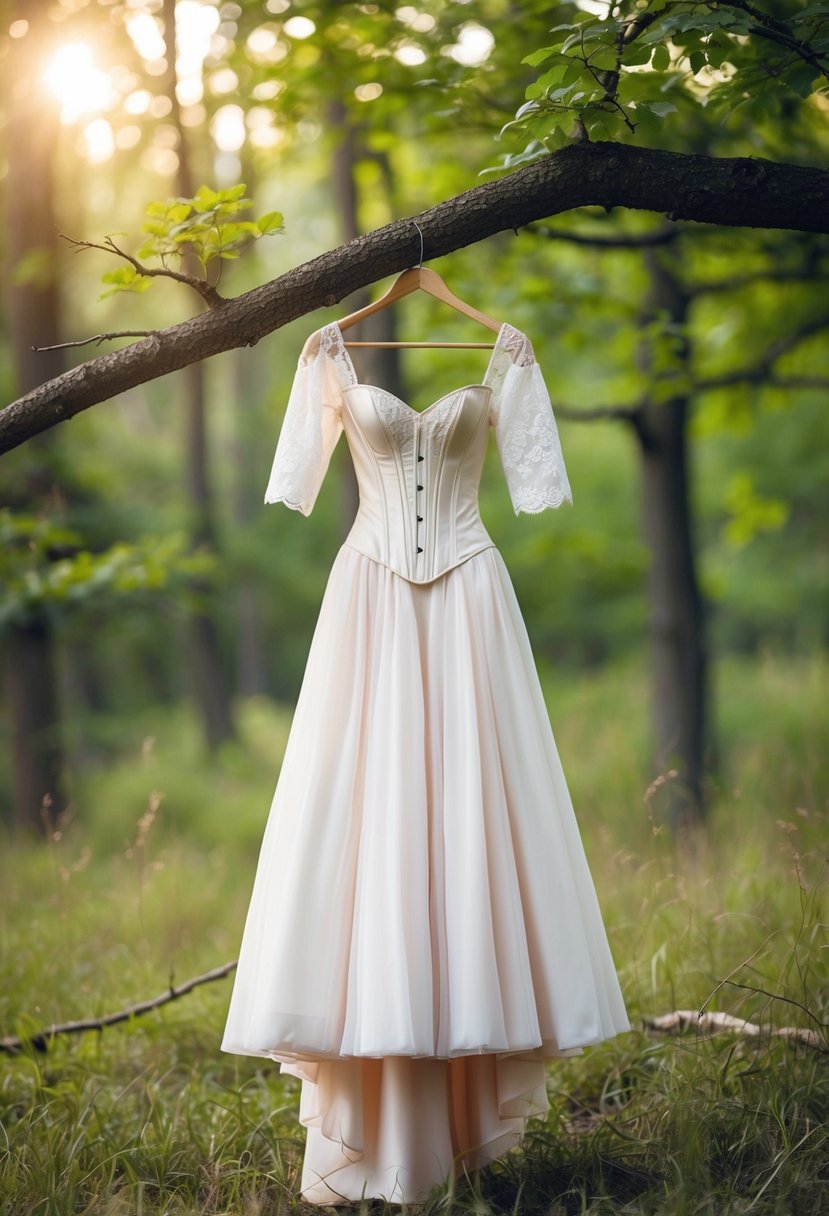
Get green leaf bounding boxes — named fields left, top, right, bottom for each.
left=216, top=183, right=247, bottom=202
left=255, top=210, right=284, bottom=234
left=589, top=47, right=618, bottom=72
left=628, top=45, right=657, bottom=68
left=651, top=44, right=671, bottom=72
left=166, top=202, right=192, bottom=224
left=562, top=59, right=586, bottom=85
left=785, top=62, right=822, bottom=98
left=647, top=101, right=678, bottom=117
left=522, top=46, right=559, bottom=68
left=194, top=185, right=220, bottom=211
left=705, top=31, right=731, bottom=68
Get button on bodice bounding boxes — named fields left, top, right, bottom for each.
left=341, top=384, right=496, bottom=584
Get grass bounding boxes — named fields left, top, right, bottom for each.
left=1, top=652, right=827, bottom=1215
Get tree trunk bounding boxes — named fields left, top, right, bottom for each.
left=231, top=346, right=268, bottom=698
left=3, top=621, right=66, bottom=833
left=635, top=248, right=708, bottom=834
left=163, top=0, right=235, bottom=749
left=329, top=101, right=404, bottom=531
left=2, top=0, right=69, bottom=832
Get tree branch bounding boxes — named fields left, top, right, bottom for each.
left=2, top=962, right=824, bottom=1055
left=725, top=0, right=829, bottom=86
left=61, top=233, right=225, bottom=309
left=526, top=222, right=681, bottom=247
left=555, top=402, right=643, bottom=422
left=33, top=331, right=157, bottom=351
left=645, top=1009, right=827, bottom=1053
left=691, top=267, right=829, bottom=294
left=2, top=141, right=829, bottom=455
left=0, top=960, right=238, bottom=1055
left=695, top=314, right=829, bottom=391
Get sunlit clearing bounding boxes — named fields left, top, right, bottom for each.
left=82, top=118, right=115, bottom=163
left=176, top=1, right=220, bottom=77
left=246, top=24, right=288, bottom=64
left=250, top=126, right=284, bottom=150
left=395, top=43, right=427, bottom=66
left=44, top=42, right=116, bottom=123
left=127, top=11, right=166, bottom=62
left=124, top=88, right=152, bottom=114
left=446, top=23, right=494, bottom=67
left=177, top=77, right=204, bottom=105
left=355, top=82, right=383, bottom=102
left=283, top=16, right=316, bottom=39
left=396, top=8, right=436, bottom=33
left=212, top=103, right=246, bottom=152
left=209, top=68, right=239, bottom=94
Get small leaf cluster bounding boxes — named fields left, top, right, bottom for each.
left=101, top=184, right=284, bottom=297
left=492, top=1, right=829, bottom=168
left=723, top=472, right=789, bottom=548
left=0, top=511, right=216, bottom=628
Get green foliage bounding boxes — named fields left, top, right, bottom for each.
left=10, top=247, right=55, bottom=290
left=491, top=0, right=829, bottom=167
left=104, top=184, right=284, bottom=294
left=0, top=510, right=216, bottom=630
left=98, top=263, right=153, bottom=300
left=722, top=472, right=789, bottom=548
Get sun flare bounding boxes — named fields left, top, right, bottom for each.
left=44, top=41, right=116, bottom=123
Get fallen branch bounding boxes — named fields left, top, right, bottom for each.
left=0, top=959, right=237, bottom=1055
left=2, top=962, right=826, bottom=1056
left=645, top=1009, right=828, bottom=1053
left=2, top=141, right=829, bottom=455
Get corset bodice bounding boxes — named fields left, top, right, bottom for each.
left=263, top=320, right=573, bottom=555
left=342, top=384, right=496, bottom=585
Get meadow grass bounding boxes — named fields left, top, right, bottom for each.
left=1, top=653, right=827, bottom=1215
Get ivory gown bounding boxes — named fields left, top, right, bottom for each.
left=221, top=320, right=630, bottom=1204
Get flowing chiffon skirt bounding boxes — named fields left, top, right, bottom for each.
left=221, top=542, right=630, bottom=1203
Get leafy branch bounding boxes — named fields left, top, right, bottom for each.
left=59, top=184, right=284, bottom=317
left=0, top=511, right=217, bottom=630
left=492, top=0, right=829, bottom=170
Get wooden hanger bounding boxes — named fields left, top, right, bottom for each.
left=337, top=226, right=503, bottom=349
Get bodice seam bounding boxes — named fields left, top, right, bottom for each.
left=340, top=540, right=498, bottom=586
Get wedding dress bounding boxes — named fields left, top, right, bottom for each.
left=220, top=319, right=630, bottom=1205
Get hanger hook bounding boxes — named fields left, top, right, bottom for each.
left=412, top=220, right=424, bottom=269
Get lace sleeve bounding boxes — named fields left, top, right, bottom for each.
left=264, top=328, right=345, bottom=515
left=487, top=324, right=572, bottom=515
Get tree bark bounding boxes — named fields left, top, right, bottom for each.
left=3, top=143, right=827, bottom=455
left=635, top=248, right=708, bottom=833
left=163, top=0, right=235, bottom=750
left=2, top=0, right=69, bottom=832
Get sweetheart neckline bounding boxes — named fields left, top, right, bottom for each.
left=343, top=382, right=492, bottom=418
left=329, top=319, right=509, bottom=418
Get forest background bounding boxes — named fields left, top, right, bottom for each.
left=0, top=1, right=827, bottom=1213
